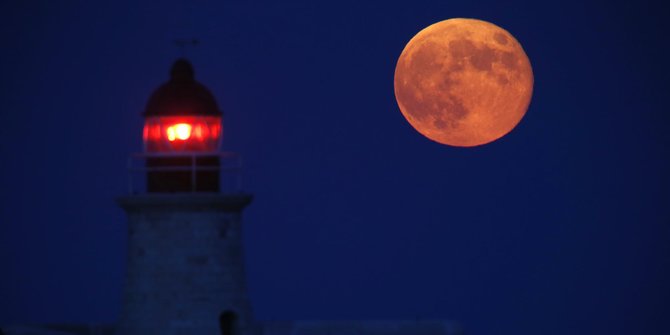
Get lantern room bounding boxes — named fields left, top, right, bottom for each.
left=140, top=58, right=228, bottom=193
left=143, top=116, right=222, bottom=152
left=143, top=58, right=223, bottom=153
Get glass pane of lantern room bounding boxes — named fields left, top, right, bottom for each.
left=143, top=116, right=222, bottom=153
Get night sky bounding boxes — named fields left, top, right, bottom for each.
left=1, top=1, right=669, bottom=334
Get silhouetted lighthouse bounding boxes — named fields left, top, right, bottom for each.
left=0, top=58, right=464, bottom=335
left=116, top=59, right=254, bottom=335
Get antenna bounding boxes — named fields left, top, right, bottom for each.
left=174, top=38, right=200, bottom=57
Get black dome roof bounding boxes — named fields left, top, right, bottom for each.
left=144, top=59, right=221, bottom=117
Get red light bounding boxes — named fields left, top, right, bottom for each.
left=166, top=123, right=192, bottom=141
left=143, top=116, right=222, bottom=152
left=193, top=124, right=203, bottom=140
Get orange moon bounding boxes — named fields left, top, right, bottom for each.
left=394, top=18, right=533, bottom=147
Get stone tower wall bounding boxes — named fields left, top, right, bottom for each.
left=116, top=194, right=254, bottom=335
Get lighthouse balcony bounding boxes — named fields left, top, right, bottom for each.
left=126, top=152, right=243, bottom=194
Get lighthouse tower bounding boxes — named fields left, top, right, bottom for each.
left=116, top=59, right=254, bottom=335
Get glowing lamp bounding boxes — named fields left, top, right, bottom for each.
left=167, top=123, right=191, bottom=141
left=142, top=59, right=223, bottom=192
left=143, top=116, right=222, bottom=152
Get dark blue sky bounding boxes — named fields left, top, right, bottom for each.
left=1, top=1, right=668, bottom=334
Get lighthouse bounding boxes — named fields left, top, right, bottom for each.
left=0, top=57, right=464, bottom=335
left=116, top=59, right=254, bottom=335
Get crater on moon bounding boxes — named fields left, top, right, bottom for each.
left=394, top=18, right=533, bottom=147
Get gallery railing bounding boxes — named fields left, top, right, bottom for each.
left=126, top=152, right=243, bottom=194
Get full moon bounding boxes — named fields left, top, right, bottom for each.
left=394, top=18, right=533, bottom=147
